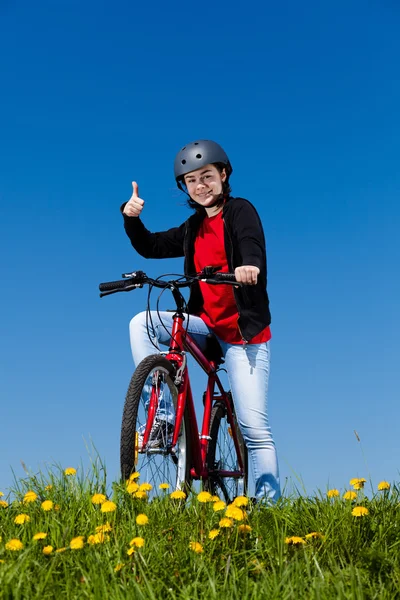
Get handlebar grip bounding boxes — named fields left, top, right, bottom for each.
left=99, top=279, right=132, bottom=292
left=214, top=272, right=237, bottom=282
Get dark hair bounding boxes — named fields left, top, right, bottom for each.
left=179, top=163, right=232, bottom=212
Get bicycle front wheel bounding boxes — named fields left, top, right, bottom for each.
left=205, top=397, right=248, bottom=503
left=120, top=355, right=192, bottom=494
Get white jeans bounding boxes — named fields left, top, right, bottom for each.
left=129, top=311, right=281, bottom=503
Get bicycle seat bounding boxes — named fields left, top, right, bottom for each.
left=204, top=334, right=224, bottom=366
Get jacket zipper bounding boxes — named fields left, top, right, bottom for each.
left=223, top=215, right=248, bottom=345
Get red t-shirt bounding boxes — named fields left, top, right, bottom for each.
left=194, top=211, right=271, bottom=344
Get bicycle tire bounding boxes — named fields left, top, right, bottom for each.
left=120, top=354, right=192, bottom=494
left=205, top=396, right=248, bottom=502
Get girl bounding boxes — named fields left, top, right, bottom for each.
left=121, top=140, right=280, bottom=503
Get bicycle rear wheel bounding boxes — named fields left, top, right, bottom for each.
left=205, top=395, right=248, bottom=503
left=120, top=355, right=192, bottom=494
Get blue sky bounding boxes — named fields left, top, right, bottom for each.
left=1, top=0, right=399, bottom=496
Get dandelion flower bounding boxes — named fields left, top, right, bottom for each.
left=238, top=524, right=252, bottom=534
left=101, top=501, right=117, bottom=513
left=0, top=491, right=3, bottom=497
left=45, top=485, right=52, bottom=491
left=55, top=547, right=67, bottom=553
left=23, top=490, right=38, bottom=503
left=285, top=536, right=306, bottom=545
left=327, top=489, right=340, bottom=498
left=126, top=482, right=139, bottom=494
left=352, top=506, right=369, bottom=517
left=233, top=496, right=249, bottom=507
left=14, top=513, right=30, bottom=525
left=6, top=539, right=23, bottom=551
left=219, top=517, right=234, bottom=528
left=170, top=490, right=186, bottom=500
left=136, top=514, right=149, bottom=526
left=114, top=563, right=125, bottom=572
left=64, top=467, right=77, bottom=476
left=88, top=532, right=109, bottom=544
left=129, top=471, right=140, bottom=481
left=197, top=491, right=212, bottom=503
left=343, top=491, right=357, bottom=500
left=129, top=537, right=145, bottom=548
left=211, top=495, right=220, bottom=502
left=305, top=532, right=324, bottom=540
left=41, top=500, right=54, bottom=511
left=350, top=478, right=366, bottom=490
left=33, top=532, right=47, bottom=541
left=225, top=505, right=246, bottom=521
left=189, top=541, right=203, bottom=554
left=208, top=529, right=220, bottom=540
left=134, top=491, right=147, bottom=500
left=91, top=493, right=106, bottom=505
left=127, top=547, right=135, bottom=556
left=70, top=536, right=85, bottom=550
left=378, top=481, right=390, bottom=491
left=0, top=500, right=8, bottom=508
left=96, top=522, right=112, bottom=533
left=43, top=545, right=53, bottom=555
left=139, top=483, right=152, bottom=492
left=159, top=483, right=170, bottom=490
left=213, top=501, right=226, bottom=512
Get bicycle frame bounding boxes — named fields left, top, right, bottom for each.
left=141, top=311, right=246, bottom=482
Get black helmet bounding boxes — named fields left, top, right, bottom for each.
left=174, top=140, right=233, bottom=187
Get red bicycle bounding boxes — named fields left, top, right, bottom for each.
left=99, top=268, right=248, bottom=502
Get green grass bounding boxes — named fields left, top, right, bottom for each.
left=1, top=465, right=399, bottom=599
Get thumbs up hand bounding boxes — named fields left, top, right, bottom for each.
left=123, top=182, right=145, bottom=217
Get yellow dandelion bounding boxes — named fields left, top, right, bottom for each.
left=159, top=483, right=170, bottom=490
left=126, top=482, right=139, bottom=494
left=197, top=491, right=212, bottom=503
left=91, top=493, right=106, bottom=505
left=45, top=485, right=53, bottom=491
left=189, top=541, right=203, bottom=554
left=41, top=500, right=54, bottom=511
left=43, top=545, right=53, bottom=555
left=225, top=505, right=246, bottom=521
left=33, top=532, right=47, bottom=541
left=350, top=478, right=366, bottom=490
left=285, top=536, right=306, bottom=545
left=0, top=500, right=8, bottom=508
left=129, top=471, right=140, bottom=481
left=211, top=495, right=220, bottom=502
left=139, top=483, right=152, bottom=492
left=6, top=539, right=24, bottom=551
left=170, top=490, right=186, bottom=500
left=136, top=513, right=149, bottom=526
left=127, top=547, right=135, bottom=556
left=233, top=496, right=249, bottom=507
left=23, top=490, right=38, bottom=503
left=327, top=489, right=340, bottom=498
left=352, top=506, right=369, bottom=517
left=343, top=491, right=357, bottom=500
left=64, top=467, right=77, bottom=476
left=0, top=491, right=3, bottom=497
left=219, top=517, right=234, bottom=528
left=378, top=481, right=390, bottom=491
left=87, top=532, right=109, bottom=545
left=213, top=501, right=226, bottom=512
left=305, top=532, right=324, bottom=540
left=101, top=500, right=117, bottom=513
left=14, top=513, right=30, bottom=525
left=208, top=529, right=220, bottom=540
left=96, top=522, right=112, bottom=533
left=238, top=524, right=252, bottom=534
left=129, top=537, right=145, bottom=548
left=114, top=563, right=125, bottom=572
left=70, top=536, right=85, bottom=550
left=134, top=491, right=147, bottom=500
left=55, top=547, right=67, bottom=553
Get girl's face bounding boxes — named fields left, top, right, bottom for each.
left=183, top=163, right=226, bottom=210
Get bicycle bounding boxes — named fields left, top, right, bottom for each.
left=99, top=267, right=248, bottom=502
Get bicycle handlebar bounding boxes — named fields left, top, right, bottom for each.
left=98, top=269, right=240, bottom=297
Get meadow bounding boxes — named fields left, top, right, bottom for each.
left=0, top=463, right=399, bottom=599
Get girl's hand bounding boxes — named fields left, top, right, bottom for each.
left=235, top=265, right=260, bottom=285
left=123, top=181, right=145, bottom=217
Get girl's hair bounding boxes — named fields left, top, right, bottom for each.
left=180, top=162, right=232, bottom=212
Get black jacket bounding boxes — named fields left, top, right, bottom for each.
left=122, top=197, right=271, bottom=342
